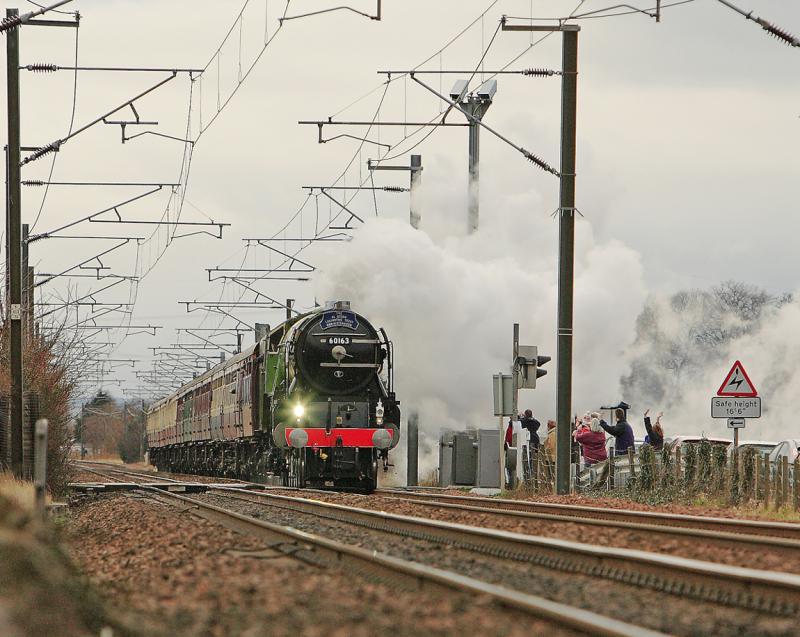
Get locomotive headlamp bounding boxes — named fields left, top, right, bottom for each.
left=375, top=399, right=384, bottom=426
left=293, top=404, right=305, bottom=418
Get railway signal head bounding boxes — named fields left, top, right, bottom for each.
left=516, top=345, right=550, bottom=389
left=533, top=354, right=551, bottom=388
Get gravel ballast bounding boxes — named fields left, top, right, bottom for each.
left=190, top=490, right=798, bottom=637
left=66, top=493, right=585, bottom=637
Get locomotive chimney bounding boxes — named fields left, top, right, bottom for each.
left=255, top=323, right=269, bottom=342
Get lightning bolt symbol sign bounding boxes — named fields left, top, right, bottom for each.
left=729, top=371, right=744, bottom=391
left=718, top=361, right=757, bottom=397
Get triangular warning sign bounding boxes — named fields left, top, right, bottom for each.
left=717, top=360, right=758, bottom=397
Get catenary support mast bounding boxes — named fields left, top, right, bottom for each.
left=6, top=8, right=24, bottom=476
left=556, top=27, right=579, bottom=495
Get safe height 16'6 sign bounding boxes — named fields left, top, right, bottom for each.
left=711, top=361, right=761, bottom=419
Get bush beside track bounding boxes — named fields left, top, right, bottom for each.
left=0, top=485, right=133, bottom=637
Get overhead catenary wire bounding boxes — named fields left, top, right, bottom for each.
left=504, top=0, right=695, bottom=23
left=29, top=19, right=79, bottom=232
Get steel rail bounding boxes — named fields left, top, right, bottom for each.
left=358, top=492, right=800, bottom=554
left=204, top=487, right=800, bottom=617
left=73, top=460, right=254, bottom=486
left=375, top=489, right=800, bottom=541
left=142, top=486, right=666, bottom=637
left=73, top=462, right=169, bottom=484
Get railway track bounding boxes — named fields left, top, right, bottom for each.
left=74, top=463, right=170, bottom=484
left=69, top=465, right=800, bottom=635
left=74, top=463, right=800, bottom=554
left=71, top=472, right=663, bottom=637
left=375, top=488, right=800, bottom=541
left=197, top=487, right=800, bottom=621
left=74, top=460, right=251, bottom=486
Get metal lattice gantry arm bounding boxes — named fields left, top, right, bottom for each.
left=298, top=118, right=467, bottom=148
left=244, top=240, right=316, bottom=273
left=39, top=323, right=161, bottom=335
left=178, top=329, right=242, bottom=354
left=221, top=278, right=302, bottom=318
left=303, top=187, right=365, bottom=230
left=89, top=217, right=231, bottom=240
left=206, top=268, right=312, bottom=282
left=280, top=1, right=381, bottom=24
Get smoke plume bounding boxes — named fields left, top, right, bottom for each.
left=314, top=185, right=647, bottom=480
left=621, top=285, right=799, bottom=443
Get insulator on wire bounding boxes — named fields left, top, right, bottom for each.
left=0, top=15, right=22, bottom=33
left=523, top=149, right=560, bottom=177
left=22, top=180, right=45, bottom=187
left=759, top=20, right=800, bottom=47
left=523, top=68, right=557, bottom=77
left=21, top=141, right=61, bottom=166
left=25, top=63, right=57, bottom=73
left=383, top=186, right=406, bottom=192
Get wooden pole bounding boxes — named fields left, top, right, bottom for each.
left=627, top=447, right=636, bottom=488
left=34, top=419, right=47, bottom=520
left=781, top=456, right=789, bottom=509
left=754, top=454, right=760, bottom=503
left=608, top=452, right=615, bottom=490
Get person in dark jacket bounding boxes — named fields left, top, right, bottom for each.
left=643, top=409, right=664, bottom=450
left=600, top=408, right=635, bottom=456
left=519, top=409, right=541, bottom=451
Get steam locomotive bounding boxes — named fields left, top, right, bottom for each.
left=146, top=301, right=400, bottom=492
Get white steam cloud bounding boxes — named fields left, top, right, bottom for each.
left=314, top=184, right=647, bottom=481
left=629, top=295, right=800, bottom=443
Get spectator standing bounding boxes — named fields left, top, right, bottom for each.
left=572, top=413, right=590, bottom=461
left=643, top=409, right=664, bottom=450
left=576, top=414, right=608, bottom=466
left=544, top=420, right=557, bottom=456
left=600, top=408, right=635, bottom=456
left=504, top=419, right=514, bottom=448
left=519, top=409, right=541, bottom=451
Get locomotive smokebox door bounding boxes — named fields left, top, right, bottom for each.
left=296, top=307, right=381, bottom=396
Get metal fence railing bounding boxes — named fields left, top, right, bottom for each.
left=517, top=440, right=800, bottom=511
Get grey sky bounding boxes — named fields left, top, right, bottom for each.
left=2, top=0, right=798, bottom=402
